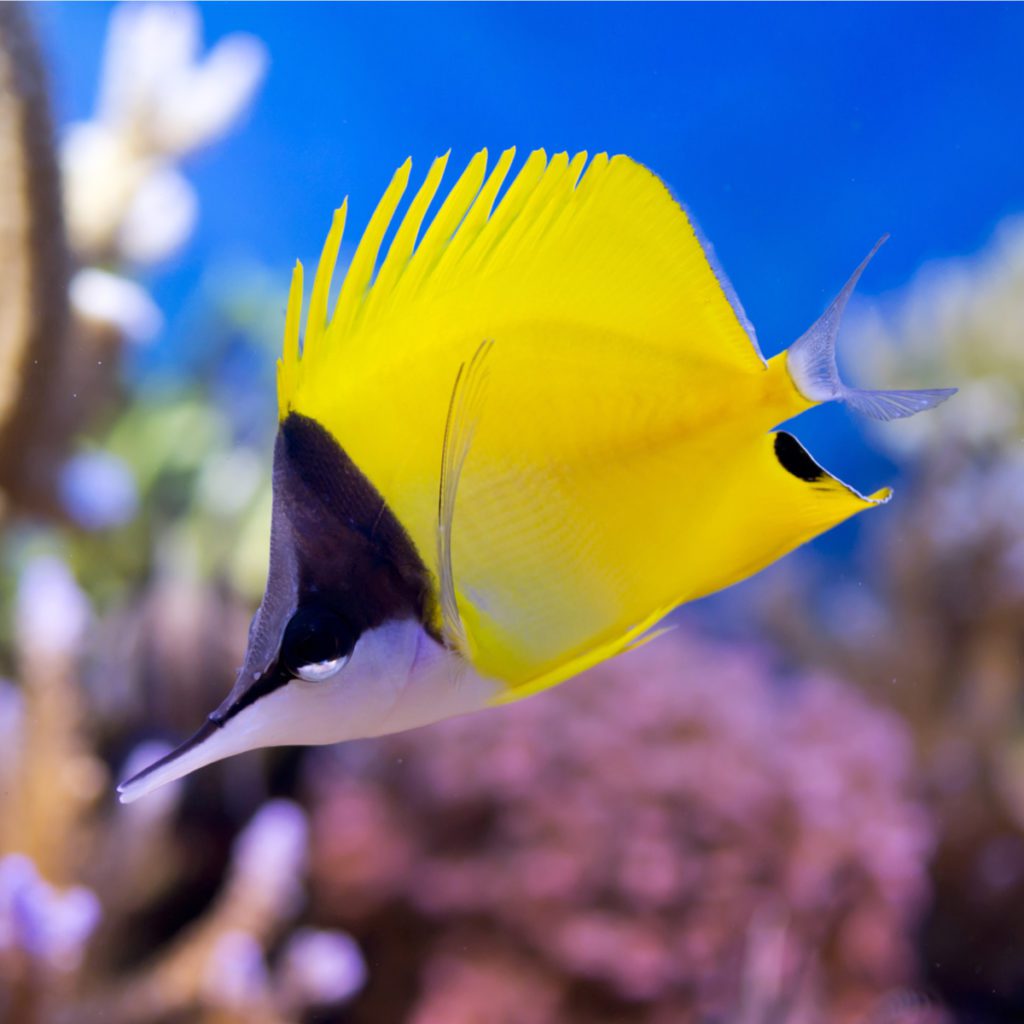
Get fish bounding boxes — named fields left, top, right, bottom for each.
left=117, top=148, right=955, bottom=803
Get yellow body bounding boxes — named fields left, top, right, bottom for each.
left=278, top=149, right=887, bottom=698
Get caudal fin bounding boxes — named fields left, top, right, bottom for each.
left=786, top=237, right=957, bottom=421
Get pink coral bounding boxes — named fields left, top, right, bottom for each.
left=308, top=628, right=937, bottom=1023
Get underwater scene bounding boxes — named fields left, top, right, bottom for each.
left=2, top=3, right=1024, bottom=1022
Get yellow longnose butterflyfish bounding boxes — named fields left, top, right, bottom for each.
left=118, top=149, right=954, bottom=802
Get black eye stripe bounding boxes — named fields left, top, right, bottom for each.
left=215, top=604, right=359, bottom=723
left=213, top=660, right=290, bottom=723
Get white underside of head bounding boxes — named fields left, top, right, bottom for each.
left=117, top=620, right=501, bottom=803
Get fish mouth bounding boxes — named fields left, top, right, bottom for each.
left=116, top=716, right=226, bottom=804
left=117, top=658, right=296, bottom=805
left=117, top=716, right=223, bottom=802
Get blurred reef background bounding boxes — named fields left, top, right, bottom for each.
left=1, top=3, right=1023, bottom=1022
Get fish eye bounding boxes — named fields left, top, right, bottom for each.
left=280, top=605, right=357, bottom=683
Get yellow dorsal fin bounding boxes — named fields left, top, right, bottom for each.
left=395, top=150, right=489, bottom=302
left=332, top=160, right=411, bottom=341
left=474, top=148, right=549, bottom=260
left=442, top=148, right=515, bottom=271
left=367, top=152, right=450, bottom=319
left=277, top=149, right=768, bottom=419
left=309, top=203, right=347, bottom=346
left=276, top=260, right=305, bottom=413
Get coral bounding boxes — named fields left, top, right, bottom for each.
left=60, top=2, right=268, bottom=268
left=763, top=219, right=1024, bottom=1016
left=72, top=799, right=311, bottom=1024
left=0, top=5, right=71, bottom=515
left=0, top=854, right=101, bottom=972
left=2, top=557, right=102, bottom=885
left=0, top=552, right=367, bottom=1024
left=0, top=14, right=361, bottom=1020
left=0, top=2, right=268, bottom=520
left=307, top=631, right=938, bottom=1024
left=848, top=218, right=1024, bottom=460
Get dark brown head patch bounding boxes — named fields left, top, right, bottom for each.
left=275, top=412, right=434, bottom=629
left=214, top=412, right=436, bottom=720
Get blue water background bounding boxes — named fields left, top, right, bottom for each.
left=31, top=1, right=1024, bottom=537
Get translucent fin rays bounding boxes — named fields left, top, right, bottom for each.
left=786, top=237, right=957, bottom=421
left=437, top=340, right=494, bottom=652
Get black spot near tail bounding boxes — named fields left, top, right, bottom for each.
left=774, top=431, right=825, bottom=483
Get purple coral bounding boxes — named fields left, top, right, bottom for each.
left=278, top=928, right=367, bottom=1008
left=0, top=854, right=101, bottom=972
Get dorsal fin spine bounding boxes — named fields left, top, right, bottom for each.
left=307, top=203, right=347, bottom=360
left=468, top=149, right=549, bottom=269
left=528, top=152, right=588, bottom=243
left=398, top=150, right=489, bottom=302
left=277, top=260, right=305, bottom=415
left=368, top=152, right=450, bottom=321
left=495, top=152, right=573, bottom=264
left=528, top=151, right=590, bottom=255
left=332, top=160, right=411, bottom=340
left=442, top=147, right=516, bottom=276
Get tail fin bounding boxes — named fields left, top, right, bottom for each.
left=786, top=237, right=957, bottom=421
